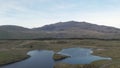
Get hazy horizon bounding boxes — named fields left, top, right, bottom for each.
left=0, top=20, right=120, bottom=29
left=0, top=0, right=120, bottom=28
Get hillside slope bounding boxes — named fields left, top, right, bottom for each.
left=0, top=21, right=120, bottom=39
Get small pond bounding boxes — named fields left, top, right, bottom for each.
left=58, top=48, right=111, bottom=64
left=1, top=48, right=111, bottom=68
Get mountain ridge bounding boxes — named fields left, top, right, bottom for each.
left=0, top=21, right=120, bottom=39
left=33, top=21, right=120, bottom=33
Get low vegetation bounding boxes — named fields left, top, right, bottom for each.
left=0, top=39, right=120, bottom=68
left=53, top=53, right=70, bottom=61
left=54, top=63, right=98, bottom=68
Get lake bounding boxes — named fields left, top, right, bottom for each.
left=1, top=48, right=111, bottom=68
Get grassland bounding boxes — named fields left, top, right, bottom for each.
left=0, top=39, right=120, bottom=68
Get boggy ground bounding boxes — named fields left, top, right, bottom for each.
left=0, top=39, right=120, bottom=68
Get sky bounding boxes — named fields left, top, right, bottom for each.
left=0, top=0, right=120, bottom=28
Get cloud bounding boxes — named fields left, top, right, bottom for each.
left=0, top=0, right=120, bottom=28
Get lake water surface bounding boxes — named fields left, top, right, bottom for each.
left=1, top=48, right=111, bottom=68
left=58, top=48, right=111, bottom=64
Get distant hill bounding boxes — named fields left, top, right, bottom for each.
left=0, top=21, right=120, bottom=39
left=0, top=25, right=30, bottom=32
left=0, top=25, right=49, bottom=39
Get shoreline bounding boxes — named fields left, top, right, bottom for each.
left=0, top=55, right=30, bottom=67
left=0, top=48, right=109, bottom=67
left=0, top=40, right=119, bottom=68
left=0, top=48, right=111, bottom=68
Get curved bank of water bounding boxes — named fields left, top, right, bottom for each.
left=1, top=48, right=111, bottom=68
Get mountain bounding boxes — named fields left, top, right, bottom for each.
left=34, top=21, right=120, bottom=33
left=0, top=21, right=120, bottom=39
left=33, top=21, right=120, bottom=39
